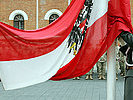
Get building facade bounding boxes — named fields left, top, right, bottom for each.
left=0, top=0, right=133, bottom=30
left=0, top=0, right=71, bottom=30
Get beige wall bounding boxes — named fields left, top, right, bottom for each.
left=0, top=0, right=36, bottom=30
left=39, top=0, right=68, bottom=28
left=0, top=0, right=68, bottom=30
left=0, top=0, right=133, bottom=30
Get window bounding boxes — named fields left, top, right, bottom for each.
left=14, top=14, right=24, bottom=30
left=49, top=14, right=59, bottom=24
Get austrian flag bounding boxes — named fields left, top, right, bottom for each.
left=0, top=0, right=132, bottom=90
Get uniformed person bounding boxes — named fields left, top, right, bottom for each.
left=117, top=40, right=126, bottom=76
left=119, top=31, right=133, bottom=100
left=96, top=62, right=100, bottom=78
left=116, top=43, right=120, bottom=80
left=118, top=50, right=126, bottom=76
left=73, top=77, right=80, bottom=80
left=97, top=52, right=107, bottom=80
left=85, top=67, right=94, bottom=80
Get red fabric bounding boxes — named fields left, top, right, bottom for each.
left=0, top=0, right=85, bottom=61
left=51, top=0, right=133, bottom=80
left=51, top=13, right=108, bottom=80
left=79, top=19, right=87, bottom=29
left=0, top=0, right=132, bottom=80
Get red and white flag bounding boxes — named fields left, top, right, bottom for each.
left=51, top=0, right=133, bottom=80
left=0, top=0, right=132, bottom=90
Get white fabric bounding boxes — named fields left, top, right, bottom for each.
left=88, top=0, right=108, bottom=27
left=0, top=38, right=71, bottom=90
left=61, top=0, right=108, bottom=66
left=0, top=0, right=108, bottom=90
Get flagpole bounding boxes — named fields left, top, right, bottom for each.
left=36, top=0, right=39, bottom=29
left=107, top=40, right=116, bottom=100
left=68, top=0, right=70, bottom=5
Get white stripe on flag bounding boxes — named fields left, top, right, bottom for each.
left=0, top=0, right=108, bottom=90
left=0, top=38, right=70, bottom=90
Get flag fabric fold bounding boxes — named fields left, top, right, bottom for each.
left=51, top=0, right=133, bottom=80
left=0, top=0, right=85, bottom=61
left=0, top=0, right=132, bottom=90
left=0, top=0, right=85, bottom=90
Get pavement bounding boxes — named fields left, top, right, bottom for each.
left=0, top=73, right=124, bottom=100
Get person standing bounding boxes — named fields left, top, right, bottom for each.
left=73, top=77, right=80, bottom=80
left=85, top=67, right=94, bottom=80
left=118, top=50, right=126, bottom=76
left=97, top=52, right=107, bottom=80
left=116, top=45, right=120, bottom=80
left=96, top=62, right=100, bottom=78
left=119, top=31, right=133, bottom=100
left=117, top=39, right=126, bottom=77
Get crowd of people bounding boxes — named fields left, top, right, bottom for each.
left=73, top=38, right=126, bottom=80
left=73, top=31, right=133, bottom=100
